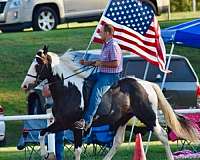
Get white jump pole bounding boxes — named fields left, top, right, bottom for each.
left=0, top=113, right=52, bottom=121
left=0, top=112, right=55, bottom=155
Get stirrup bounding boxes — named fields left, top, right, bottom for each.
left=74, top=119, right=85, bottom=130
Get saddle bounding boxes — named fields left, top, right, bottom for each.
left=82, top=78, right=118, bottom=118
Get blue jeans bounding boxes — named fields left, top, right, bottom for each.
left=83, top=72, right=120, bottom=125
left=55, top=131, right=64, bottom=160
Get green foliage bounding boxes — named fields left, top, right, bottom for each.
left=171, top=0, right=192, bottom=12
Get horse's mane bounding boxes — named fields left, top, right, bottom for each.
left=47, top=52, right=87, bottom=80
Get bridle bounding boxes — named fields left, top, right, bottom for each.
left=26, top=55, right=48, bottom=86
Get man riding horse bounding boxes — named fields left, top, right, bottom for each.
left=74, top=23, right=123, bottom=131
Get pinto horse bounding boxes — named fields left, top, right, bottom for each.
left=21, top=47, right=200, bottom=160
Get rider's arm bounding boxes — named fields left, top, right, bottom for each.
left=79, top=60, right=96, bottom=66
left=95, top=60, right=119, bottom=68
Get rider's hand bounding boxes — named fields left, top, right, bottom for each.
left=94, top=60, right=102, bottom=67
left=79, top=60, right=85, bottom=65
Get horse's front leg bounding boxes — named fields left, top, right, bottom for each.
left=73, top=129, right=83, bottom=160
left=39, top=128, right=48, bottom=157
left=39, top=122, right=59, bottom=159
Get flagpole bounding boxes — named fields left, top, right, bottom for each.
left=82, top=0, right=113, bottom=59
left=161, top=33, right=176, bottom=90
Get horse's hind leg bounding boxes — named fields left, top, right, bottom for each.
left=153, top=121, right=174, bottom=160
left=103, top=124, right=127, bottom=160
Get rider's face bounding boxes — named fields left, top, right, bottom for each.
left=99, top=26, right=108, bottom=41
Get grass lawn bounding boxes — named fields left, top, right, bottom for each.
left=0, top=143, right=199, bottom=160
left=0, top=18, right=199, bottom=159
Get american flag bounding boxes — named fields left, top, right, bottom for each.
left=92, top=0, right=166, bottom=71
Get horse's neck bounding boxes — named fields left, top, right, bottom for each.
left=50, top=52, right=88, bottom=108
left=49, top=71, right=85, bottom=108
left=48, top=76, right=64, bottom=100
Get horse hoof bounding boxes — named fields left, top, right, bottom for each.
left=45, top=152, right=56, bottom=160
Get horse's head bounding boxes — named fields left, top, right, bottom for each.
left=21, top=45, right=52, bottom=91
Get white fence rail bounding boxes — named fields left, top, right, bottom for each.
left=0, top=113, right=53, bottom=121
left=0, top=111, right=55, bottom=156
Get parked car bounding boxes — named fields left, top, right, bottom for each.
left=0, top=0, right=168, bottom=32
left=0, top=105, right=6, bottom=146
left=26, top=50, right=200, bottom=115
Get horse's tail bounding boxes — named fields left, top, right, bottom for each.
left=152, top=83, right=200, bottom=143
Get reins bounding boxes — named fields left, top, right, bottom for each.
left=45, top=65, right=97, bottom=86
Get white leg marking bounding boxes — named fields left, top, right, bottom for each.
left=154, top=121, right=174, bottom=160
left=103, top=125, right=126, bottom=160
left=75, top=147, right=82, bottom=160
left=39, top=133, right=48, bottom=156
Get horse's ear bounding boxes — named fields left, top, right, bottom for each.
left=43, top=45, right=48, bottom=55
left=61, top=74, right=64, bottom=81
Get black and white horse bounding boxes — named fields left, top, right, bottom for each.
left=21, top=47, right=200, bottom=160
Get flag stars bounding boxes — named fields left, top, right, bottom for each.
left=105, top=0, right=155, bottom=35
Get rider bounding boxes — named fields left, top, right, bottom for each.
left=75, top=23, right=123, bottom=130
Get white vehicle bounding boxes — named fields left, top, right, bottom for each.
left=0, top=105, right=6, bottom=145
left=0, top=0, right=168, bottom=32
